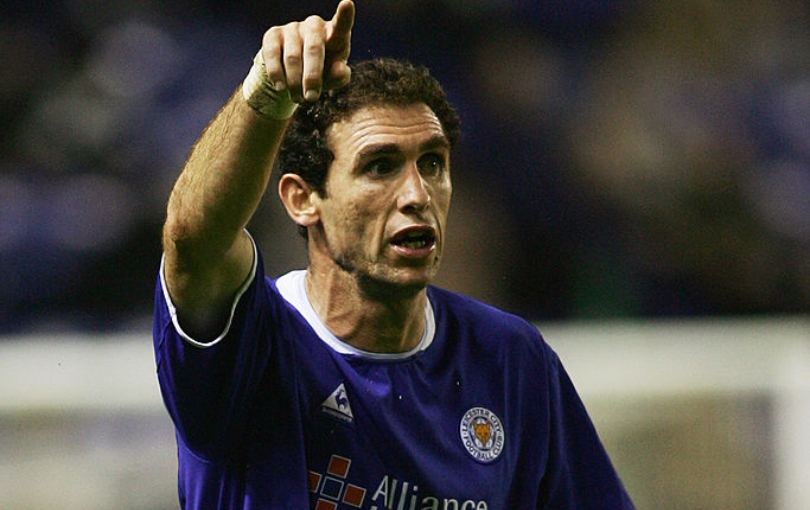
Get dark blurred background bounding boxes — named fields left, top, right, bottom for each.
left=2, top=0, right=809, bottom=333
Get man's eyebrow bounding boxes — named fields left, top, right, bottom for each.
left=356, top=143, right=401, bottom=160
left=420, top=134, right=451, bottom=152
left=356, top=135, right=450, bottom=160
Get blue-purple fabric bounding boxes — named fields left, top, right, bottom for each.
left=153, top=249, right=635, bottom=510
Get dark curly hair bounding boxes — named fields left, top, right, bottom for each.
left=277, top=57, right=461, bottom=202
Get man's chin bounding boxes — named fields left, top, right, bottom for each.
left=357, top=268, right=434, bottom=300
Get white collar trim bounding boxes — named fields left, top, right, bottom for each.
left=276, top=270, right=435, bottom=360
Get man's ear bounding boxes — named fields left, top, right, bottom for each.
left=278, top=174, right=320, bottom=229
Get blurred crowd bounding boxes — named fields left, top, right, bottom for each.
left=1, top=0, right=809, bottom=333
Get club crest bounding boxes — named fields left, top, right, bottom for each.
left=459, top=407, right=504, bottom=463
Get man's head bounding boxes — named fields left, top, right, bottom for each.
left=276, top=58, right=460, bottom=294
left=278, top=58, right=461, bottom=201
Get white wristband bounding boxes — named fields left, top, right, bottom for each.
left=242, top=50, right=298, bottom=120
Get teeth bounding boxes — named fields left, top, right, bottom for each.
left=401, top=239, right=428, bottom=249
left=393, top=229, right=434, bottom=249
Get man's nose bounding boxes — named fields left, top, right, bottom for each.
left=398, top=163, right=431, bottom=213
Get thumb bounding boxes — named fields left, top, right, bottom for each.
left=324, top=58, right=352, bottom=90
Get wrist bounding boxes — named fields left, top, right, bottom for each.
left=242, top=50, right=298, bottom=120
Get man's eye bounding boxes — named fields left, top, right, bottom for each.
left=364, top=159, right=395, bottom=176
left=418, top=153, right=445, bottom=176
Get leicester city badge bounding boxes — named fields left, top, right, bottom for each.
left=459, top=407, right=505, bottom=463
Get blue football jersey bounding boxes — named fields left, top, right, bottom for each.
left=153, top=247, right=635, bottom=510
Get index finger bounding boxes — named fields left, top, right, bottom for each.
left=326, top=0, right=355, bottom=59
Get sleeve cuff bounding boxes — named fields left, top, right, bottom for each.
left=159, top=231, right=259, bottom=348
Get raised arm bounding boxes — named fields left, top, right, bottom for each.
left=162, top=1, right=355, bottom=339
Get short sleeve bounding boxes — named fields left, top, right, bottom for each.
left=152, top=236, right=276, bottom=458
left=538, top=350, right=636, bottom=509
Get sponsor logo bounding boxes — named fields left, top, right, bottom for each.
left=309, top=455, right=366, bottom=509
left=459, top=407, right=504, bottom=463
left=309, top=457, right=491, bottom=509
left=322, top=383, right=354, bottom=423
left=370, top=475, right=489, bottom=510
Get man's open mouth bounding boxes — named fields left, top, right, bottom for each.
left=391, top=227, right=436, bottom=250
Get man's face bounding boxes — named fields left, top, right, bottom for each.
left=311, top=103, right=452, bottom=292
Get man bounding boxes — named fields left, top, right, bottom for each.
left=154, top=1, right=636, bottom=508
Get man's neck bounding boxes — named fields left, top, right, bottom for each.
left=304, top=266, right=427, bottom=354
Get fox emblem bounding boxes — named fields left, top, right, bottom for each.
left=473, top=420, right=492, bottom=447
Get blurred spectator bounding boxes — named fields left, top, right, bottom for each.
left=564, top=0, right=810, bottom=315
left=1, top=0, right=809, bottom=333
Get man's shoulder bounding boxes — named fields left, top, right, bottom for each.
left=427, top=286, right=540, bottom=339
left=426, top=287, right=553, bottom=377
